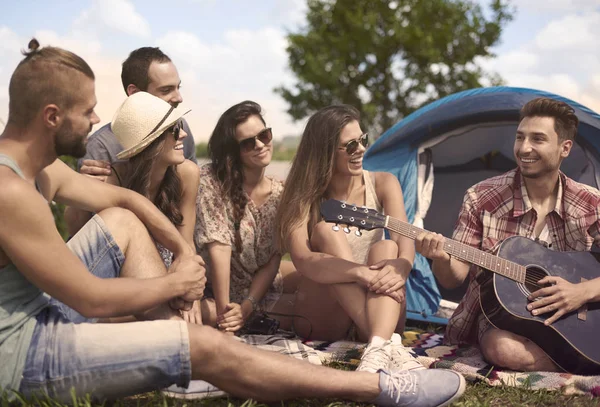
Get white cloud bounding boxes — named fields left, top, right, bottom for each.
left=0, top=19, right=307, bottom=143
left=592, top=74, right=600, bottom=91
left=512, top=0, right=600, bottom=13
left=0, top=26, right=21, bottom=56
left=485, top=50, right=539, bottom=74
left=156, top=27, right=305, bottom=140
left=534, top=13, right=600, bottom=50
left=73, top=0, right=151, bottom=39
left=489, top=10, right=600, bottom=115
left=270, top=0, right=308, bottom=30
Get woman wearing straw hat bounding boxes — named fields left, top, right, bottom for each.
left=66, top=91, right=202, bottom=323
left=194, top=101, right=298, bottom=333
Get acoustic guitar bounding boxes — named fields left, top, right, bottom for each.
left=320, top=198, right=600, bottom=375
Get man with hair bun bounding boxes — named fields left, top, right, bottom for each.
left=0, top=38, right=466, bottom=407
left=416, top=97, right=600, bottom=373
left=65, top=46, right=197, bottom=236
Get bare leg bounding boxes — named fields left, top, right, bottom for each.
left=188, top=325, right=380, bottom=402
left=293, top=222, right=403, bottom=341
left=280, top=259, right=301, bottom=293
left=292, top=221, right=367, bottom=340
left=480, top=328, right=560, bottom=371
left=97, top=208, right=181, bottom=321
left=365, top=240, right=403, bottom=339
left=269, top=260, right=301, bottom=330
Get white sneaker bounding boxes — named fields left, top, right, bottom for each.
left=389, top=333, right=425, bottom=371
left=162, top=380, right=226, bottom=399
left=357, top=339, right=392, bottom=373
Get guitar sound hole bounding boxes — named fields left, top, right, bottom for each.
left=523, top=266, right=551, bottom=295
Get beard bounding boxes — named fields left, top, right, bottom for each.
left=518, top=157, right=561, bottom=179
left=55, top=117, right=90, bottom=158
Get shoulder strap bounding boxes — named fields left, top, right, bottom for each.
left=363, top=170, right=382, bottom=211
left=0, top=153, right=26, bottom=179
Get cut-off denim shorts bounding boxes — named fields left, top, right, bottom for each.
left=18, top=214, right=192, bottom=402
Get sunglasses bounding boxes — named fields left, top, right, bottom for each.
left=338, top=133, right=369, bottom=155
left=165, top=121, right=182, bottom=141
left=238, top=127, right=273, bottom=153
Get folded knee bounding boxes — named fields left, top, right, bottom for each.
left=480, top=331, right=531, bottom=370
left=97, top=207, right=141, bottom=229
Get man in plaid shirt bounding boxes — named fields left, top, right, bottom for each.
left=415, top=97, right=600, bottom=372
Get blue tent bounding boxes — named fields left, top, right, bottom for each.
left=363, top=86, right=600, bottom=324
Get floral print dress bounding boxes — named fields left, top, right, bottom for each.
left=194, top=164, right=284, bottom=311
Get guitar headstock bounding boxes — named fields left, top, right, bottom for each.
left=320, top=199, right=386, bottom=232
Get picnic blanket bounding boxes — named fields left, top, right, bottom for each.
left=242, top=329, right=600, bottom=397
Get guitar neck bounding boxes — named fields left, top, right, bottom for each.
left=384, top=216, right=526, bottom=283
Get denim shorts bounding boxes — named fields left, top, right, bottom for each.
left=19, top=214, right=192, bottom=401
left=48, top=214, right=126, bottom=323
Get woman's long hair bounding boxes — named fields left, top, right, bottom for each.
left=124, top=132, right=183, bottom=226
left=276, top=105, right=360, bottom=252
left=208, top=101, right=265, bottom=252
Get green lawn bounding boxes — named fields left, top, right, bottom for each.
left=6, top=371, right=600, bottom=407
left=5, top=382, right=599, bottom=407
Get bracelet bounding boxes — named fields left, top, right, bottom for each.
left=243, top=295, right=258, bottom=312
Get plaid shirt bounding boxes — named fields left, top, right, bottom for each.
left=445, top=168, right=600, bottom=345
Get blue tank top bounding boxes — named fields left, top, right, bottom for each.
left=0, top=154, right=49, bottom=394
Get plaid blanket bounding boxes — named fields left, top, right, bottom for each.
left=241, top=329, right=600, bottom=397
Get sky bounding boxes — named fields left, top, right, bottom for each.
left=0, top=0, right=599, bottom=143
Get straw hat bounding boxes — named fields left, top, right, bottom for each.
left=112, top=92, right=191, bottom=160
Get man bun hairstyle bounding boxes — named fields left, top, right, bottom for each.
left=121, top=47, right=171, bottom=93
left=519, top=97, right=579, bottom=142
left=7, top=38, right=95, bottom=127
left=26, top=38, right=40, bottom=52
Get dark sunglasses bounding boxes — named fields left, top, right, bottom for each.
left=238, top=127, right=273, bottom=153
left=338, top=133, right=369, bottom=155
left=165, top=121, right=182, bottom=141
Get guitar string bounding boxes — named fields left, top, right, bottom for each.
left=341, top=206, right=547, bottom=285
left=385, top=216, right=530, bottom=282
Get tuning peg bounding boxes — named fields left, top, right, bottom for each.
left=332, top=224, right=340, bottom=232
left=343, top=226, right=351, bottom=234
left=355, top=229, right=362, bottom=237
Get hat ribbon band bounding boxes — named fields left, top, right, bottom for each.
left=144, top=105, right=176, bottom=140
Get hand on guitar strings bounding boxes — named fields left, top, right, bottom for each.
left=415, top=232, right=451, bottom=262
left=367, top=258, right=411, bottom=303
left=527, top=276, right=590, bottom=325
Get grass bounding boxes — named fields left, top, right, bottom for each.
left=5, top=353, right=600, bottom=407
left=7, top=322, right=598, bottom=406
left=5, top=382, right=600, bottom=407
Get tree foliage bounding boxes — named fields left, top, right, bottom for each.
left=276, top=0, right=514, bottom=134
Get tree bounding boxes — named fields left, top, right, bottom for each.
left=276, top=0, right=514, bottom=135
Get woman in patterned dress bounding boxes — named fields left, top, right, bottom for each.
left=195, top=101, right=298, bottom=333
